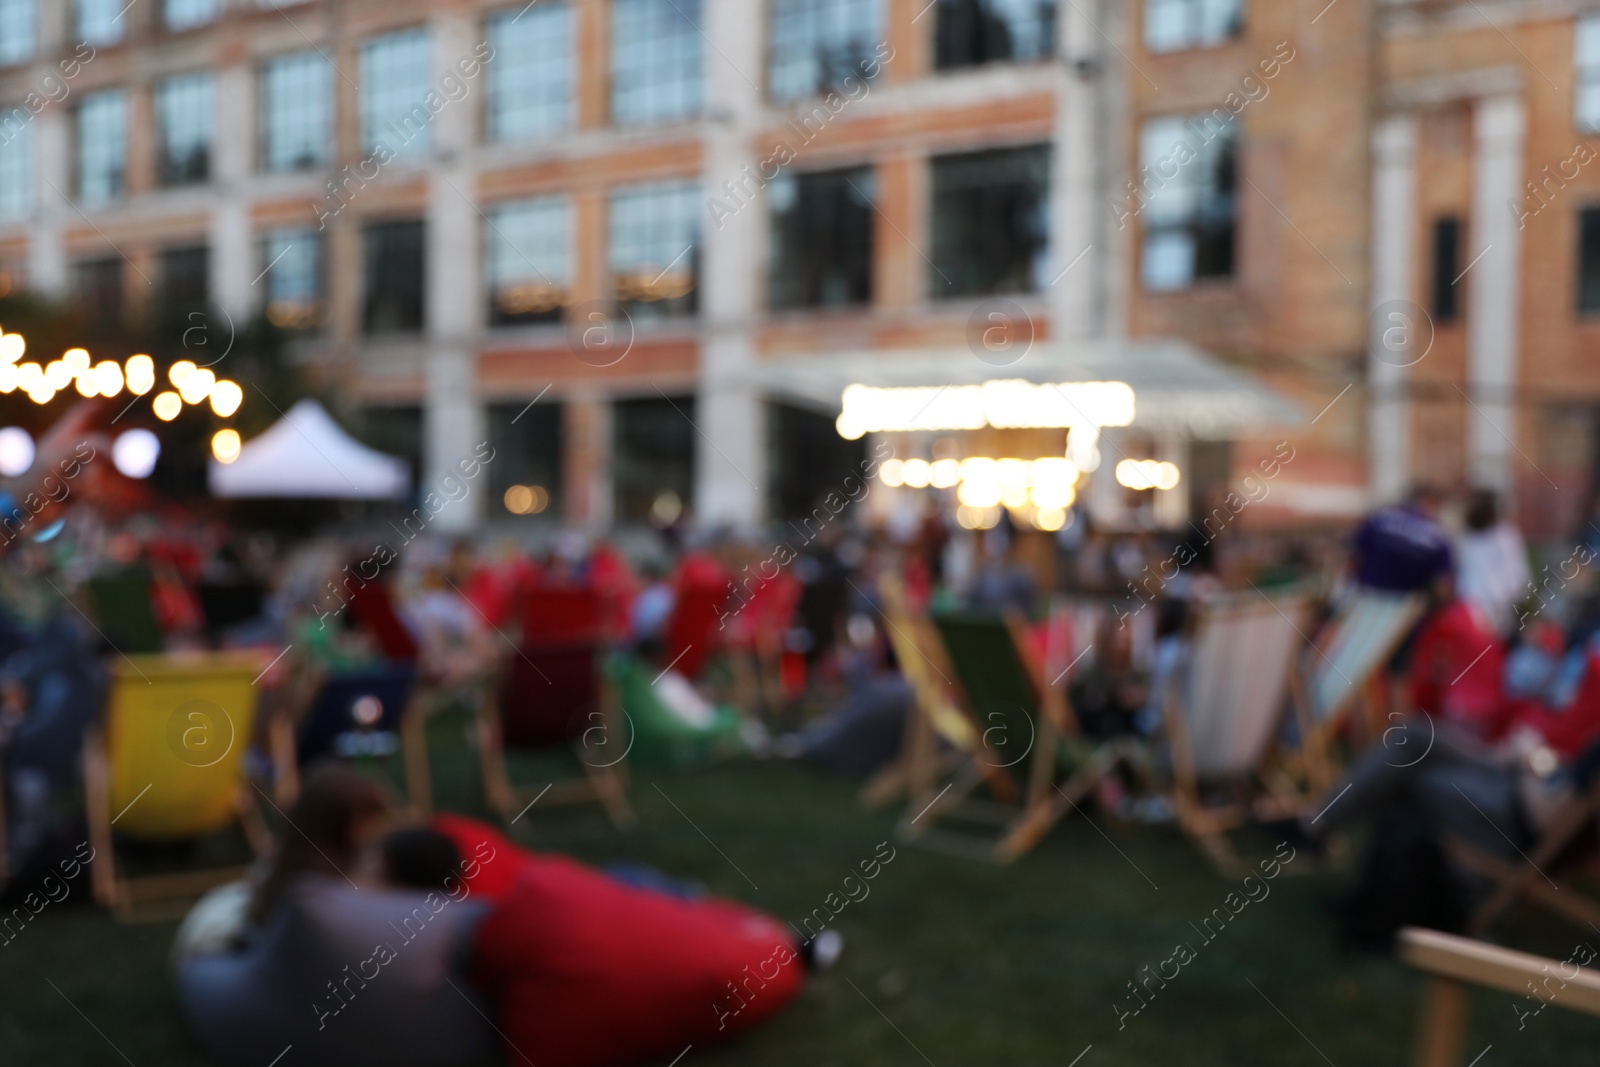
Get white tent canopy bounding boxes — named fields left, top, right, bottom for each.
left=208, top=398, right=410, bottom=500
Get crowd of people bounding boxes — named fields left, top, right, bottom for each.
left=1, top=475, right=1598, bottom=1063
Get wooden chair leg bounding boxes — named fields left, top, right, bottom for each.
left=1414, top=977, right=1468, bottom=1067
left=585, top=764, right=637, bottom=830
left=235, top=783, right=274, bottom=857
left=401, top=695, right=433, bottom=817
left=82, top=728, right=118, bottom=910
left=269, top=712, right=300, bottom=810
left=476, top=694, right=517, bottom=821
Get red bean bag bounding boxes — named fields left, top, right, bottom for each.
left=433, top=816, right=805, bottom=1067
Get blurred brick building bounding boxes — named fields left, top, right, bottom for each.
left=0, top=0, right=1594, bottom=539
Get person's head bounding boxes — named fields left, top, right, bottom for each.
left=380, top=826, right=463, bottom=892
left=1407, top=483, right=1444, bottom=518
left=249, top=763, right=393, bottom=923
left=1464, top=488, right=1499, bottom=532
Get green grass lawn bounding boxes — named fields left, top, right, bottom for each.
left=3, top=712, right=1598, bottom=1066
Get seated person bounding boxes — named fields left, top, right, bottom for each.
left=171, top=766, right=495, bottom=1067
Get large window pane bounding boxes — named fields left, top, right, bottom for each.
left=1144, top=0, right=1242, bottom=53
left=0, top=0, right=35, bottom=66
left=1138, top=114, right=1236, bottom=291
left=1578, top=207, right=1600, bottom=313
left=488, top=3, right=571, bottom=142
left=0, top=114, right=31, bottom=220
left=163, top=0, right=216, bottom=31
left=155, top=244, right=208, bottom=339
left=488, top=400, right=563, bottom=517
left=930, top=144, right=1050, bottom=297
left=1578, top=16, right=1600, bottom=133
left=75, top=0, right=123, bottom=46
left=363, top=220, right=426, bottom=334
left=260, top=228, right=321, bottom=330
left=261, top=52, right=333, bottom=172
left=609, top=181, right=699, bottom=319
left=769, top=166, right=874, bottom=310
left=935, top=0, right=1055, bottom=70
left=486, top=197, right=571, bottom=326
left=72, top=257, right=122, bottom=329
left=768, top=0, right=883, bottom=103
left=360, top=29, right=432, bottom=157
left=611, top=0, right=702, bottom=126
left=76, top=90, right=126, bottom=206
left=614, top=396, right=694, bottom=523
left=156, top=72, right=213, bottom=185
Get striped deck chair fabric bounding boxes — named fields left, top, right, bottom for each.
left=1307, top=591, right=1426, bottom=723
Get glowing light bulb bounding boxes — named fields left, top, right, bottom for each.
left=0, top=333, right=24, bottom=363
left=43, top=360, right=70, bottom=390
left=211, top=428, right=241, bottom=464
left=208, top=379, right=242, bottom=418
left=0, top=363, right=18, bottom=393
left=168, top=360, right=196, bottom=387
left=178, top=367, right=214, bottom=406
left=125, top=354, right=155, bottom=395
left=73, top=370, right=97, bottom=397
left=63, top=348, right=90, bottom=373
left=153, top=391, right=182, bottom=421
left=93, top=361, right=124, bottom=398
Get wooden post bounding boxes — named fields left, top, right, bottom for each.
left=1414, top=977, right=1468, bottom=1067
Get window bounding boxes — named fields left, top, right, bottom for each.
left=1578, top=207, right=1600, bottom=313
left=74, top=0, right=124, bottom=46
left=0, top=0, right=35, bottom=66
left=768, top=0, right=882, bottom=102
left=769, top=166, right=874, bottom=309
left=935, top=0, right=1054, bottom=70
left=1578, top=16, right=1600, bottom=132
left=0, top=114, right=30, bottom=220
left=76, top=90, right=126, bottom=206
left=488, top=400, right=563, bottom=516
left=163, top=0, right=216, bottom=31
left=930, top=144, right=1050, bottom=297
left=260, top=228, right=321, bottom=329
left=1143, top=0, right=1242, bottom=53
left=72, top=258, right=122, bottom=328
left=155, top=245, right=209, bottom=337
left=360, top=29, right=432, bottom=157
left=487, top=4, right=572, bottom=142
left=613, top=396, right=694, bottom=522
left=611, top=0, right=701, bottom=126
left=1138, top=113, right=1236, bottom=291
left=155, top=73, right=213, bottom=185
left=609, top=181, right=699, bottom=318
left=363, top=220, right=426, bottom=333
left=261, top=52, right=333, bottom=172
left=486, top=197, right=571, bottom=326
left=1431, top=217, right=1462, bottom=322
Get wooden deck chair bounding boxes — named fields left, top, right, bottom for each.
left=1400, top=926, right=1600, bottom=1066
left=269, top=664, right=433, bottom=816
left=1292, top=591, right=1426, bottom=791
left=860, top=575, right=986, bottom=811
left=477, top=584, right=634, bottom=830
left=84, top=652, right=270, bottom=919
left=1445, top=765, right=1600, bottom=936
left=1163, top=587, right=1313, bottom=873
left=891, top=593, right=1138, bottom=862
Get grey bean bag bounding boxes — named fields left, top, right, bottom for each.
left=174, top=875, right=495, bottom=1067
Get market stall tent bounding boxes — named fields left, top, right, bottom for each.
left=208, top=399, right=410, bottom=500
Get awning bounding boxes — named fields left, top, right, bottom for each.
left=748, top=337, right=1303, bottom=439
left=208, top=398, right=410, bottom=500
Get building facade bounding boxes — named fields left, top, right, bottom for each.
left=0, top=0, right=1595, bottom=539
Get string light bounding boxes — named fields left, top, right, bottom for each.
left=209, top=379, right=242, bottom=417
left=125, top=355, right=155, bottom=395
left=211, top=428, right=241, bottom=463
left=153, top=391, right=182, bottom=421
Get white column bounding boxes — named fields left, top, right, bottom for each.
left=1367, top=114, right=1419, bottom=504
left=421, top=13, right=484, bottom=532
left=29, top=111, right=68, bottom=296
left=1051, top=0, right=1100, bottom=343
left=210, top=64, right=252, bottom=319
left=1466, top=94, right=1524, bottom=497
left=696, top=0, right=764, bottom=531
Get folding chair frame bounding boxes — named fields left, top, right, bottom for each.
left=267, top=663, right=435, bottom=818
left=476, top=663, right=636, bottom=831
left=83, top=723, right=273, bottom=921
